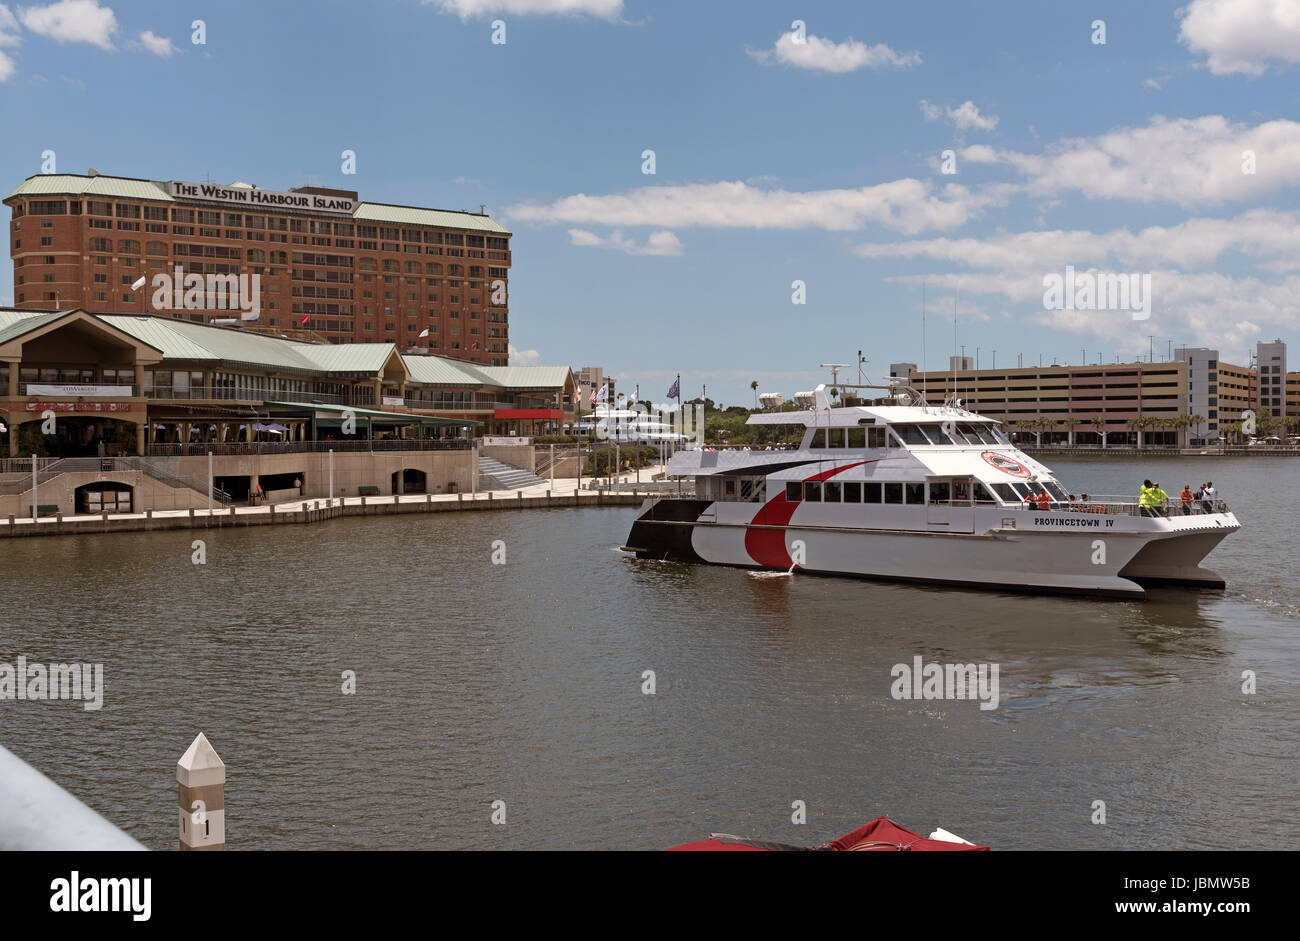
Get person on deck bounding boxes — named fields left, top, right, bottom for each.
left=1036, top=490, right=1051, bottom=510
left=1152, top=482, right=1170, bottom=517
left=1202, top=481, right=1216, bottom=513
left=1139, top=479, right=1156, bottom=517
left=1180, top=484, right=1195, bottom=515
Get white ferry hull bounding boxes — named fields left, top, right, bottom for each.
left=626, top=499, right=1238, bottom=600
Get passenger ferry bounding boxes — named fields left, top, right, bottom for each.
left=622, top=382, right=1240, bottom=599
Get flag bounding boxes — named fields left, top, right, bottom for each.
left=418, top=328, right=429, bottom=337
left=588, top=388, right=596, bottom=405
left=667, top=377, right=679, bottom=398
left=299, top=315, right=310, bottom=324
left=471, top=341, right=478, bottom=350
left=596, top=383, right=608, bottom=402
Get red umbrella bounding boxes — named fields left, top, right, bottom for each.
left=667, top=817, right=989, bottom=851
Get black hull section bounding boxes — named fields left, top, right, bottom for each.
left=625, top=500, right=711, bottom=562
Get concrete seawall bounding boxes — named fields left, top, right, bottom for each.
left=0, top=488, right=648, bottom=539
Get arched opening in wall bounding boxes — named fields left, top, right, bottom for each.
left=75, top=481, right=134, bottom=513
left=393, top=468, right=426, bottom=494
left=18, top=416, right=137, bottom=458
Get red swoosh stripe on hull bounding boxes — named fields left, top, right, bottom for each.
left=743, top=461, right=869, bottom=568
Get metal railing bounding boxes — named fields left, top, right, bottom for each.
left=0, top=743, right=144, bottom=851
left=147, top=438, right=471, bottom=457
left=1021, top=495, right=1230, bottom=518
left=0, top=456, right=232, bottom=504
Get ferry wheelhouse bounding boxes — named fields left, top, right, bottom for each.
left=622, top=384, right=1240, bottom=599
left=576, top=407, right=686, bottom=444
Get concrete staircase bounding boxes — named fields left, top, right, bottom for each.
left=477, top=455, right=547, bottom=491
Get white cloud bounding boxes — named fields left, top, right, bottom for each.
left=919, top=99, right=998, bottom=132
left=567, top=228, right=684, bottom=256
left=508, top=344, right=541, bottom=365
left=1178, top=0, right=1300, bottom=76
left=427, top=0, right=622, bottom=20
left=749, top=30, right=920, bottom=73
left=134, top=29, right=175, bottom=58
left=513, top=179, right=1014, bottom=235
left=855, top=209, right=1300, bottom=272
left=961, top=114, right=1300, bottom=206
left=0, top=4, right=19, bottom=80
left=857, top=212, right=1300, bottom=351
left=17, top=0, right=117, bottom=49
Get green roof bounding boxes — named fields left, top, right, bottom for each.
left=6, top=174, right=174, bottom=202
left=0, top=308, right=569, bottom=393
left=6, top=174, right=509, bottom=233
left=353, top=202, right=508, bottom=233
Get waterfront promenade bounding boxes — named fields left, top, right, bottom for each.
left=0, top=467, right=676, bottom=539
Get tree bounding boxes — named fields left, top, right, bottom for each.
left=1090, top=415, right=1106, bottom=448
left=750, top=380, right=758, bottom=408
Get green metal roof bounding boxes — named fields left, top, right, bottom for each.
left=0, top=310, right=67, bottom=346
left=353, top=202, right=509, bottom=234
left=290, top=341, right=402, bottom=375
left=0, top=308, right=568, bottom=394
left=6, top=174, right=174, bottom=202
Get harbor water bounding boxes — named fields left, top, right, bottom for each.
left=3, top=456, right=1297, bottom=849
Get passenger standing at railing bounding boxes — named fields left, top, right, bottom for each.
left=1181, top=484, right=1194, bottom=515
left=1202, top=481, right=1216, bottom=513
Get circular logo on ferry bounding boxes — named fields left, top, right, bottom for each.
left=981, top=450, right=1031, bottom=478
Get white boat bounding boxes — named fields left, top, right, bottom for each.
left=622, top=382, right=1240, bottom=600
left=577, top=407, right=686, bottom=444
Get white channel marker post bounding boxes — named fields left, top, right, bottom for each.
left=208, top=451, right=213, bottom=512
left=329, top=448, right=334, bottom=506
left=31, top=455, right=37, bottom=521
left=177, top=732, right=225, bottom=851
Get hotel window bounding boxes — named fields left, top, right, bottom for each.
left=197, top=211, right=221, bottom=226
left=117, top=220, right=140, bottom=231
left=39, top=236, right=52, bottom=246
left=144, top=206, right=168, bottom=221
left=29, top=200, right=68, bottom=215
left=380, top=227, right=399, bottom=240
left=88, top=200, right=112, bottom=216
left=115, top=204, right=140, bottom=218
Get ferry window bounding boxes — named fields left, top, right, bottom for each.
left=990, top=427, right=1012, bottom=446
left=884, top=483, right=903, bottom=504
left=974, top=482, right=997, bottom=504
left=865, top=482, right=882, bottom=503
left=724, top=479, right=736, bottom=498
left=824, top=481, right=842, bottom=502
left=953, top=479, right=972, bottom=503
left=786, top=482, right=802, bottom=502
left=867, top=427, right=887, bottom=449
left=971, top=424, right=999, bottom=445
left=904, top=482, right=926, bottom=504
left=991, top=483, right=1018, bottom=503
left=1044, top=481, right=1069, bottom=501
left=847, top=428, right=865, bottom=449
left=811, top=429, right=827, bottom=448
left=924, top=424, right=958, bottom=446
left=805, top=481, right=822, bottom=501
left=894, top=424, right=931, bottom=445
left=828, top=428, right=846, bottom=447
left=843, top=482, right=862, bottom=502
left=929, top=481, right=951, bottom=503
left=1008, top=482, right=1029, bottom=499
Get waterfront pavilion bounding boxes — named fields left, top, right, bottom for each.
left=0, top=307, right=574, bottom=457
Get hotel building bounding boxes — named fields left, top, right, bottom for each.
left=5, top=172, right=511, bottom=364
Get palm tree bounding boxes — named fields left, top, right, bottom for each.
left=750, top=380, right=759, bottom=409
left=1090, top=415, right=1106, bottom=448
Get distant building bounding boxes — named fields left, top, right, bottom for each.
left=1256, top=339, right=1287, bottom=419
left=574, top=366, right=613, bottom=407
left=948, top=355, right=973, bottom=372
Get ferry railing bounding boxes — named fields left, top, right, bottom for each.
left=1025, top=496, right=1230, bottom=517
left=0, top=742, right=144, bottom=850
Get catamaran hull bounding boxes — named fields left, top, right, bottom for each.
left=625, top=499, right=1236, bottom=600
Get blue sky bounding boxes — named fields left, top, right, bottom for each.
left=2, top=0, right=1299, bottom=405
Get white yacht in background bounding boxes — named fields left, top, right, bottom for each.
left=578, top=406, right=686, bottom=444
left=622, top=380, right=1240, bottom=600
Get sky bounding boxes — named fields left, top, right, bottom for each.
left=2, top=0, right=1299, bottom=406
